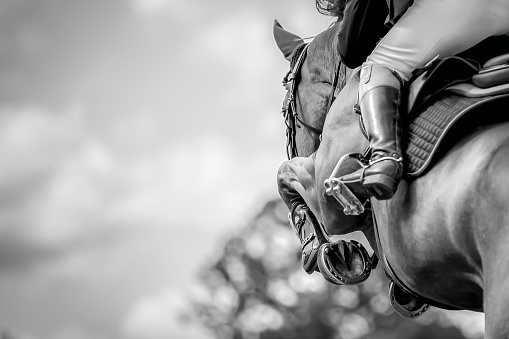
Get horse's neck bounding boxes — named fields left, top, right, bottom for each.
left=322, top=68, right=364, bottom=149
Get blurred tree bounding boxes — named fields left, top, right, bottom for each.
left=192, top=199, right=478, bottom=339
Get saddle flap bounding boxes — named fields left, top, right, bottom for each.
left=407, top=56, right=479, bottom=114
left=473, top=62, right=509, bottom=88
left=446, top=82, right=509, bottom=98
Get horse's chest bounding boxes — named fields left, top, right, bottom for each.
left=377, top=208, right=483, bottom=310
left=373, top=194, right=484, bottom=309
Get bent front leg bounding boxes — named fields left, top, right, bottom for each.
left=277, top=157, right=328, bottom=273
left=277, top=157, right=320, bottom=215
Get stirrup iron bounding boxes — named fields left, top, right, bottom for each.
left=389, top=281, right=430, bottom=318
left=324, top=153, right=368, bottom=216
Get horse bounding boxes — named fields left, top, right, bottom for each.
left=274, top=20, right=509, bottom=339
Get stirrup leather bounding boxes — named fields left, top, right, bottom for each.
left=369, top=154, right=403, bottom=166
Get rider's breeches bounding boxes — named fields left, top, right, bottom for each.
left=367, top=0, right=509, bottom=82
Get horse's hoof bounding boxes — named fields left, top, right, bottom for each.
left=317, top=240, right=373, bottom=285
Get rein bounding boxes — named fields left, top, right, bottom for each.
left=281, top=43, right=345, bottom=159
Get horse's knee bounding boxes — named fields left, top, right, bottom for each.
left=276, top=161, right=291, bottom=183
left=277, top=161, right=303, bottom=209
left=277, top=161, right=295, bottom=193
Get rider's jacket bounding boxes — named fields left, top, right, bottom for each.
left=337, top=0, right=413, bottom=68
left=386, top=0, right=413, bottom=25
left=337, top=0, right=388, bottom=68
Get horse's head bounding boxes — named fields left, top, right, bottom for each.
left=274, top=21, right=370, bottom=236
left=274, top=20, right=345, bottom=158
left=274, top=21, right=375, bottom=286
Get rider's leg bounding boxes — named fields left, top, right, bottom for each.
left=343, top=0, right=509, bottom=200
left=371, top=0, right=509, bottom=82
left=354, top=63, right=404, bottom=200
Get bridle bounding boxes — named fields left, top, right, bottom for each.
left=281, top=42, right=345, bottom=159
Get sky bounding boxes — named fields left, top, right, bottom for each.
left=0, top=0, right=335, bottom=338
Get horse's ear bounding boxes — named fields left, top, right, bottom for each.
left=273, top=20, right=305, bottom=62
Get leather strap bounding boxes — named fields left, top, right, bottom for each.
left=282, top=43, right=346, bottom=159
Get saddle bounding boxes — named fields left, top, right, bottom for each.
left=404, top=53, right=509, bottom=177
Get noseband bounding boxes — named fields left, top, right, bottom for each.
left=281, top=43, right=344, bottom=159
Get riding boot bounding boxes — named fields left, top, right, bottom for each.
left=341, top=63, right=403, bottom=200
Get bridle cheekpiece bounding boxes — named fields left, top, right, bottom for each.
left=281, top=42, right=344, bottom=159
left=281, top=43, right=323, bottom=160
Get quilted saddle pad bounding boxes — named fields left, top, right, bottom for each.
left=404, top=92, right=509, bottom=177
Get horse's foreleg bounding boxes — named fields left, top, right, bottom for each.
left=277, top=158, right=332, bottom=275
left=276, top=157, right=321, bottom=216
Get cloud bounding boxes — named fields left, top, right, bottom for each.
left=120, top=287, right=211, bottom=339
left=0, top=99, right=276, bottom=285
left=0, top=1, right=334, bottom=337
left=48, top=326, right=112, bottom=339
left=0, top=105, right=80, bottom=198
left=129, top=0, right=174, bottom=14
left=129, top=0, right=195, bottom=21
left=0, top=104, right=126, bottom=280
left=49, top=326, right=111, bottom=339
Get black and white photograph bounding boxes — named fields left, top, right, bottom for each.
left=1, top=0, right=507, bottom=338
